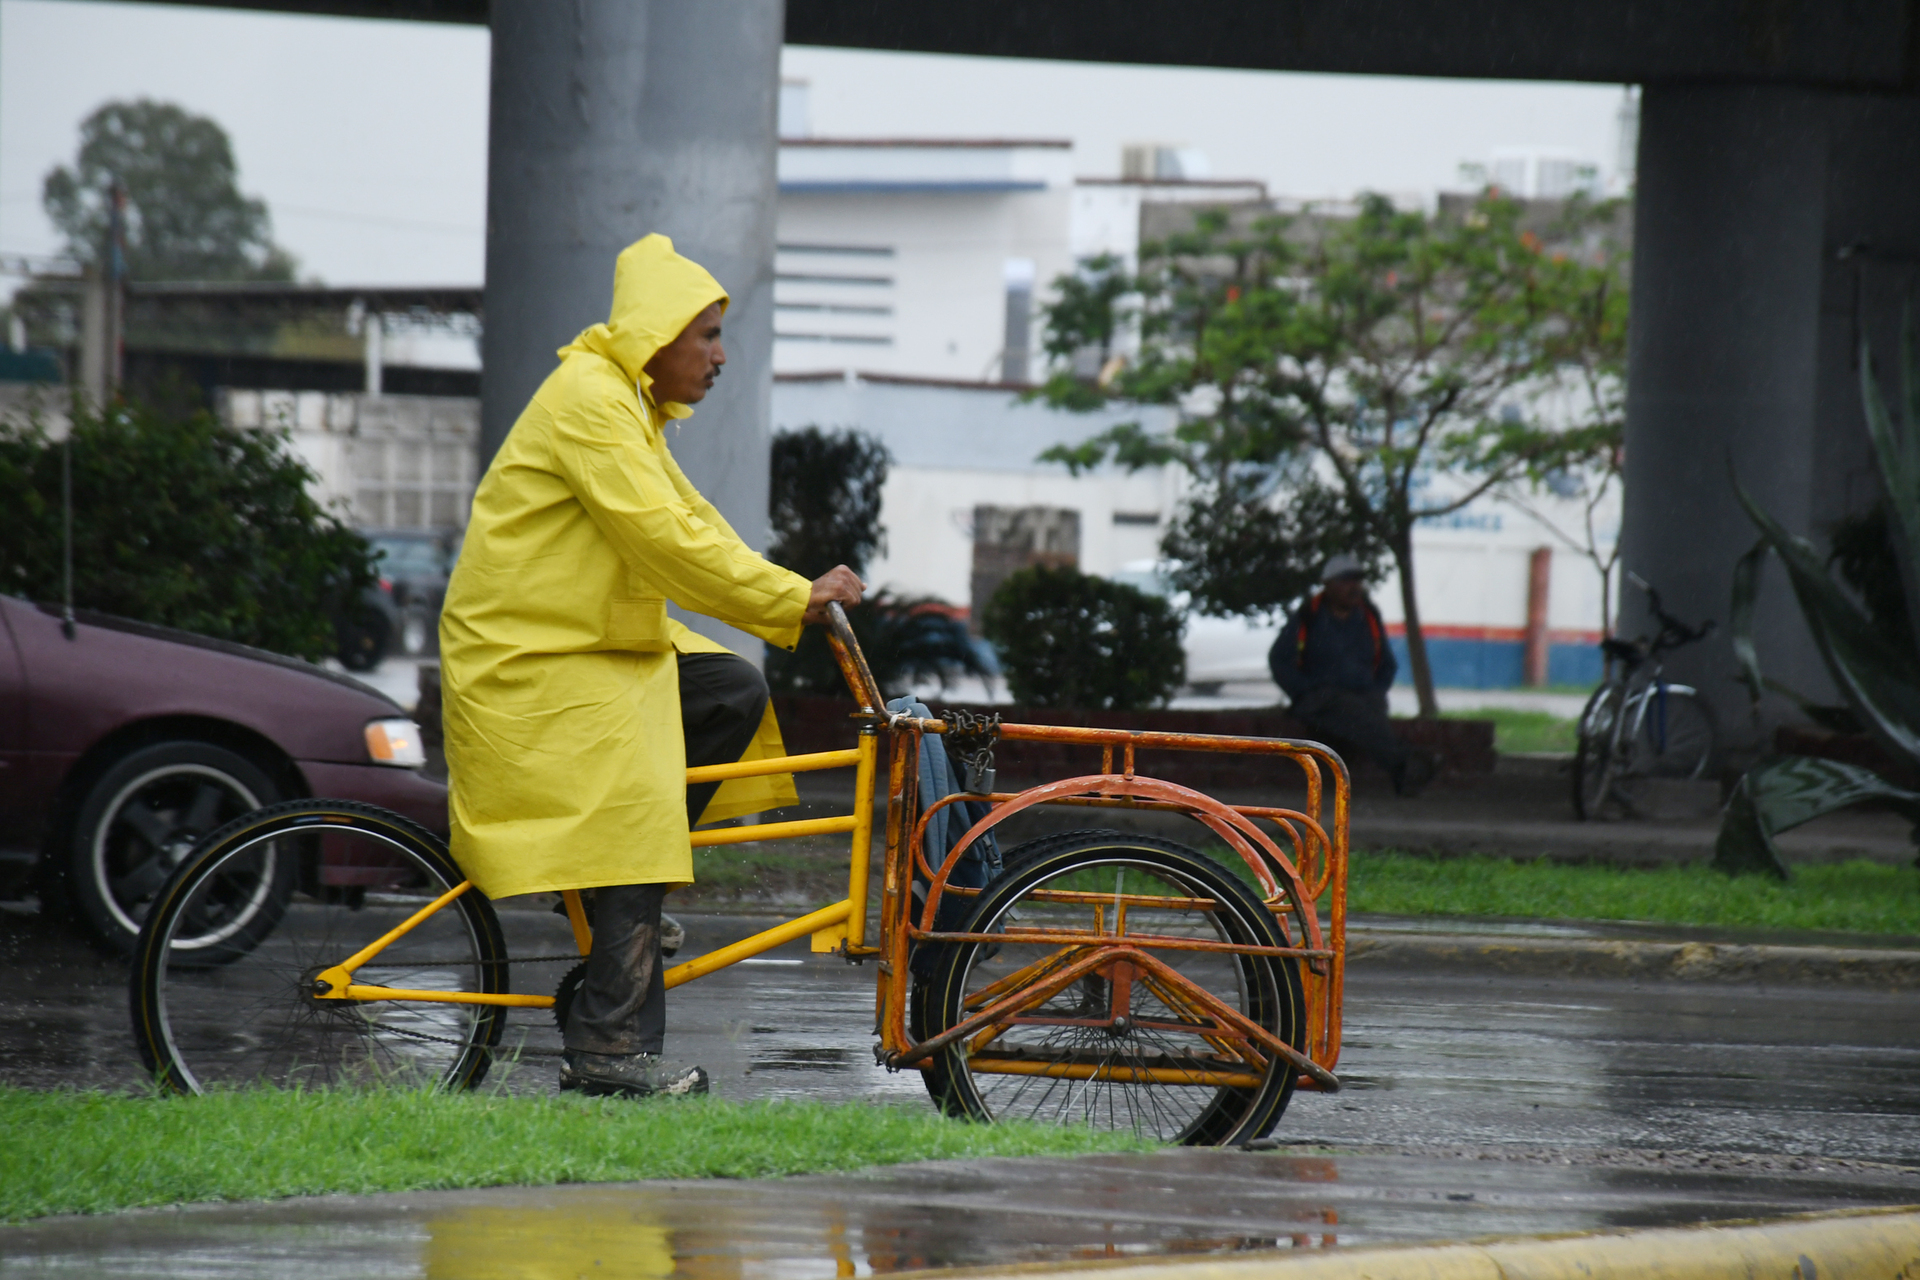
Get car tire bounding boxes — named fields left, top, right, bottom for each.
left=66, top=741, right=285, bottom=953
left=337, top=605, right=391, bottom=672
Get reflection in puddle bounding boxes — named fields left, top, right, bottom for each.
left=425, top=1206, right=675, bottom=1280
left=751, top=1047, right=855, bottom=1072
left=415, top=1161, right=1342, bottom=1280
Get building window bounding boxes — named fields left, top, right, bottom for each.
left=774, top=243, right=896, bottom=352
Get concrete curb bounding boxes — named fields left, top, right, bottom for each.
left=1346, top=929, right=1920, bottom=988
left=924, top=1205, right=1920, bottom=1280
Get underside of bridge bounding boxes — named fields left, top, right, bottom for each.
left=129, top=1, right=1920, bottom=740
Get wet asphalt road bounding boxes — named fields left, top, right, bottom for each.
left=8, top=903, right=1920, bottom=1165
left=3, top=903, right=1919, bottom=1276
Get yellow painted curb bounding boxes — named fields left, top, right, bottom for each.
left=923, top=1205, right=1920, bottom=1280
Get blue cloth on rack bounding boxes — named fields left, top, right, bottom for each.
left=886, top=696, right=1001, bottom=890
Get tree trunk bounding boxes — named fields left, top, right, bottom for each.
left=1393, top=535, right=1440, bottom=718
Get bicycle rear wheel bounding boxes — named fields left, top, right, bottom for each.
left=913, top=831, right=1305, bottom=1146
left=1572, top=683, right=1624, bottom=819
left=131, top=800, right=509, bottom=1094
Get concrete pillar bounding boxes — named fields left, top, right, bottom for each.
left=1621, top=85, right=1920, bottom=756
left=482, top=0, right=783, bottom=654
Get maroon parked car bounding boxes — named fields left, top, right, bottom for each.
left=0, top=594, right=448, bottom=951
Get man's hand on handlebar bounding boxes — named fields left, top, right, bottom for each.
left=802, top=565, right=867, bottom=626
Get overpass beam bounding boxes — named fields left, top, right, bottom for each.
left=1622, top=84, right=1920, bottom=755
left=481, top=0, right=783, bottom=653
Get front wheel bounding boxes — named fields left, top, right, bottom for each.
left=1572, top=683, right=1625, bottom=820
left=912, top=831, right=1305, bottom=1146
left=131, top=800, right=509, bottom=1094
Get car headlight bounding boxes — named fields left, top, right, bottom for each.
left=364, top=718, right=426, bottom=768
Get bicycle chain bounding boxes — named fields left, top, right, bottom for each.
left=332, top=952, right=583, bottom=1059
left=940, top=707, right=1001, bottom=794
left=338, top=999, right=566, bottom=1058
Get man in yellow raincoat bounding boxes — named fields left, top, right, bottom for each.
left=440, top=234, right=863, bottom=1098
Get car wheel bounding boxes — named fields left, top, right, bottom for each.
left=67, top=742, right=285, bottom=953
left=337, top=605, right=391, bottom=672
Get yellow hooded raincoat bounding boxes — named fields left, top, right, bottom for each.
left=440, top=234, right=811, bottom=901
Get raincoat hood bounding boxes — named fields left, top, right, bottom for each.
left=557, top=233, right=728, bottom=420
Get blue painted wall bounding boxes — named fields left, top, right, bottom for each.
left=1387, top=637, right=1601, bottom=690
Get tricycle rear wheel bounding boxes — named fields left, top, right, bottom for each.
left=913, top=830, right=1304, bottom=1145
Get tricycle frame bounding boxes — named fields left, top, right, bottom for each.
left=302, top=604, right=1349, bottom=1096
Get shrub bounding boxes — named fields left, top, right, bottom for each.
left=765, top=424, right=985, bottom=697
left=767, top=426, right=889, bottom=579
left=983, top=565, right=1186, bottom=710
left=766, top=591, right=987, bottom=699
left=0, top=396, right=375, bottom=661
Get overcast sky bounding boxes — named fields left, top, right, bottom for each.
left=1, top=0, right=1631, bottom=288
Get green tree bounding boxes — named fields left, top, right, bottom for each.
left=983, top=565, right=1186, bottom=710
left=0, top=397, right=373, bottom=660
left=1036, top=194, right=1617, bottom=716
left=1487, top=214, right=1631, bottom=638
left=764, top=425, right=984, bottom=697
left=43, top=99, right=295, bottom=281
left=767, top=426, right=890, bottom=579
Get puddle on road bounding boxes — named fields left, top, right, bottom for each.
left=5, top=1148, right=1915, bottom=1280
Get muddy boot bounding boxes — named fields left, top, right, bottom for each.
left=560, top=1051, right=708, bottom=1099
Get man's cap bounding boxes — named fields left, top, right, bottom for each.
left=1322, top=553, right=1367, bottom=582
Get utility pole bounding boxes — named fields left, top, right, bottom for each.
left=79, top=182, right=128, bottom=407
left=106, top=181, right=127, bottom=396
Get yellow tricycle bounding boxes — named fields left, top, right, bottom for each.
left=131, top=604, right=1347, bottom=1145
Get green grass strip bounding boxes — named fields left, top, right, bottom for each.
left=1439, top=707, right=1580, bottom=754
left=1344, top=851, right=1920, bottom=935
left=0, top=1087, right=1153, bottom=1225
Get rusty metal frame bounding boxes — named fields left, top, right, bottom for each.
left=823, top=605, right=1350, bottom=1094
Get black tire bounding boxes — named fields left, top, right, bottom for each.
left=67, top=741, right=285, bottom=953
left=131, top=799, right=508, bottom=1094
left=1572, top=683, right=1623, bottom=820
left=913, top=830, right=1305, bottom=1146
left=336, top=605, right=391, bottom=673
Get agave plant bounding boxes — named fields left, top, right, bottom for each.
left=1718, top=321, right=1920, bottom=878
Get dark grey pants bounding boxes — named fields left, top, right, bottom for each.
left=1290, top=687, right=1410, bottom=780
left=563, top=652, right=770, bottom=1057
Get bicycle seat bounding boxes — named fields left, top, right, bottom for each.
left=1600, top=637, right=1645, bottom=663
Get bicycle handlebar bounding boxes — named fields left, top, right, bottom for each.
left=823, top=600, right=887, bottom=714
left=1620, top=572, right=1715, bottom=657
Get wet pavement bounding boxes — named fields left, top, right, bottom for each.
left=4, top=904, right=1919, bottom=1275
left=9, top=903, right=1920, bottom=1163
left=3, top=1147, right=1917, bottom=1279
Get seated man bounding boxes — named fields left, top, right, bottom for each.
left=1268, top=555, right=1435, bottom=797
left=440, top=234, right=863, bottom=1099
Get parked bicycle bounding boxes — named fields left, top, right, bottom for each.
left=1572, top=573, right=1719, bottom=819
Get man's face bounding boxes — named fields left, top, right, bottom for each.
left=1324, top=574, right=1367, bottom=612
left=643, top=302, right=726, bottom=404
